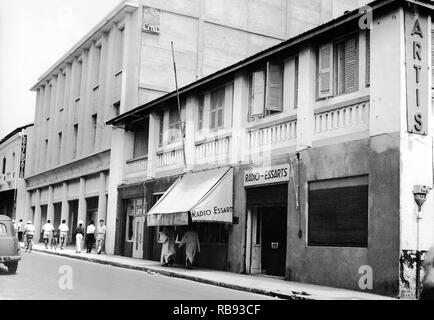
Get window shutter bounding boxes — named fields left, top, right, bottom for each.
left=431, top=28, right=434, bottom=89
left=366, top=31, right=370, bottom=87
left=251, top=71, right=265, bottom=117
left=294, top=56, right=299, bottom=109
left=266, top=62, right=283, bottom=112
left=344, top=36, right=359, bottom=93
left=318, top=43, right=333, bottom=98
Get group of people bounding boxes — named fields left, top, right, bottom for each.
left=159, top=225, right=201, bottom=270
left=72, top=220, right=107, bottom=254
left=12, top=218, right=107, bottom=255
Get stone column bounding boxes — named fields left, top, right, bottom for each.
left=47, top=185, right=54, bottom=223
left=34, top=189, right=42, bottom=243
left=61, top=182, right=69, bottom=224
left=77, top=178, right=87, bottom=226
left=97, top=172, right=107, bottom=223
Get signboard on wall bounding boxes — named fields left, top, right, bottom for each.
left=135, top=199, right=146, bottom=216
left=19, top=135, right=27, bottom=178
left=244, top=164, right=290, bottom=187
left=405, top=10, right=429, bottom=135
left=143, top=7, right=160, bottom=35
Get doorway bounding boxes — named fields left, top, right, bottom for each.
left=248, top=207, right=287, bottom=277
left=246, top=183, right=288, bottom=278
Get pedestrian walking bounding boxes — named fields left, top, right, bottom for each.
left=96, top=220, right=107, bottom=255
left=179, top=225, right=201, bottom=269
left=159, top=227, right=176, bottom=267
left=421, top=246, right=434, bottom=300
left=51, top=229, right=59, bottom=250
left=58, top=220, right=69, bottom=250
left=17, top=219, right=24, bottom=242
left=41, top=220, right=54, bottom=249
left=23, top=221, right=36, bottom=253
left=74, top=221, right=85, bottom=254
left=86, top=220, right=96, bottom=254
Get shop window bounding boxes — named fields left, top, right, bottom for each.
left=197, top=224, right=228, bottom=244
left=318, top=33, right=359, bottom=99
left=210, top=88, right=225, bottom=130
left=308, top=177, right=368, bottom=248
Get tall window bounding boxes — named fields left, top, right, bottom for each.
left=158, top=114, right=164, bottom=147
left=366, top=31, right=370, bottom=87
left=197, top=94, right=205, bottom=131
left=91, top=114, right=98, bottom=152
left=116, top=28, right=125, bottom=72
left=168, top=106, right=182, bottom=143
left=58, top=72, right=66, bottom=109
left=44, top=139, right=49, bottom=168
left=210, top=88, right=225, bottom=130
left=113, top=101, right=120, bottom=117
left=294, top=56, right=299, bottom=109
left=249, top=62, right=284, bottom=119
left=57, top=132, right=63, bottom=165
left=133, top=118, right=149, bottom=158
left=72, top=124, right=78, bottom=159
left=93, top=45, right=102, bottom=88
left=318, top=34, right=359, bottom=99
left=46, top=84, right=52, bottom=119
left=75, top=60, right=83, bottom=99
left=12, top=153, right=15, bottom=171
left=2, top=157, right=6, bottom=174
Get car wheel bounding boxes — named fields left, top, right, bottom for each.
left=7, top=261, right=18, bottom=274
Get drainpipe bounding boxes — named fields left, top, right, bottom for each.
left=296, top=153, right=302, bottom=239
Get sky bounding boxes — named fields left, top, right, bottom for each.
left=0, top=0, right=122, bottom=139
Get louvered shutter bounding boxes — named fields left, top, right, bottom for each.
left=344, top=36, right=359, bottom=93
left=266, top=62, right=283, bottom=112
left=318, top=43, right=333, bottom=98
left=251, top=71, right=265, bottom=117
left=294, top=56, right=299, bottom=109
left=431, top=28, right=434, bottom=89
left=366, top=31, right=370, bottom=87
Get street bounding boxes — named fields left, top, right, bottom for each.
left=0, top=252, right=276, bottom=300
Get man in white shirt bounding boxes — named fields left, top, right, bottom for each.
left=17, top=219, right=24, bottom=242
left=24, top=221, right=36, bottom=253
left=58, top=220, right=69, bottom=250
left=85, top=221, right=96, bottom=254
left=96, top=220, right=107, bottom=255
left=42, top=220, right=54, bottom=249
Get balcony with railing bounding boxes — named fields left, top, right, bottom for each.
left=156, top=147, right=184, bottom=169
left=195, top=134, right=232, bottom=165
left=314, top=99, right=370, bottom=140
left=247, top=118, right=297, bottom=155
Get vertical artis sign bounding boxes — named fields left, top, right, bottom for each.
left=19, top=135, right=27, bottom=178
left=406, top=10, right=429, bottom=135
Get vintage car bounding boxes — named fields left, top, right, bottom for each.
left=0, top=215, right=21, bottom=273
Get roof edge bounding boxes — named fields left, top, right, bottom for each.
left=0, top=123, right=34, bottom=146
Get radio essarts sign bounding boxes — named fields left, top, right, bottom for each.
left=244, top=164, right=290, bottom=187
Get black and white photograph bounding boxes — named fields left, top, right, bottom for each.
left=0, top=0, right=434, bottom=314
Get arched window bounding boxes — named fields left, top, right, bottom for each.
left=2, top=157, right=6, bottom=174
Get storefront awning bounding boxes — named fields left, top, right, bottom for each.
left=147, top=168, right=234, bottom=226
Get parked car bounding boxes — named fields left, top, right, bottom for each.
left=0, top=215, right=21, bottom=274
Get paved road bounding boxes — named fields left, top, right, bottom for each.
left=0, top=252, right=275, bottom=300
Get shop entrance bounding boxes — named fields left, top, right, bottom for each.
left=246, top=184, right=288, bottom=277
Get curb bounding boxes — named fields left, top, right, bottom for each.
left=24, top=245, right=310, bottom=300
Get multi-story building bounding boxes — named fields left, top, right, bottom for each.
left=0, top=124, right=33, bottom=219
left=23, top=0, right=362, bottom=243
left=108, top=0, right=434, bottom=298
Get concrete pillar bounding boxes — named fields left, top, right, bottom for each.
left=147, top=113, right=159, bottom=179
left=106, top=127, right=126, bottom=255
left=185, top=97, right=195, bottom=170
left=34, top=189, right=42, bottom=243
left=231, top=74, right=249, bottom=164
left=61, top=182, right=69, bottom=224
left=296, top=45, right=316, bottom=152
left=24, top=191, right=32, bottom=222
left=47, top=185, right=54, bottom=223
left=77, top=178, right=87, bottom=226
left=97, top=172, right=107, bottom=223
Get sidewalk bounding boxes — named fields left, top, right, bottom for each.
left=21, top=243, right=395, bottom=300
